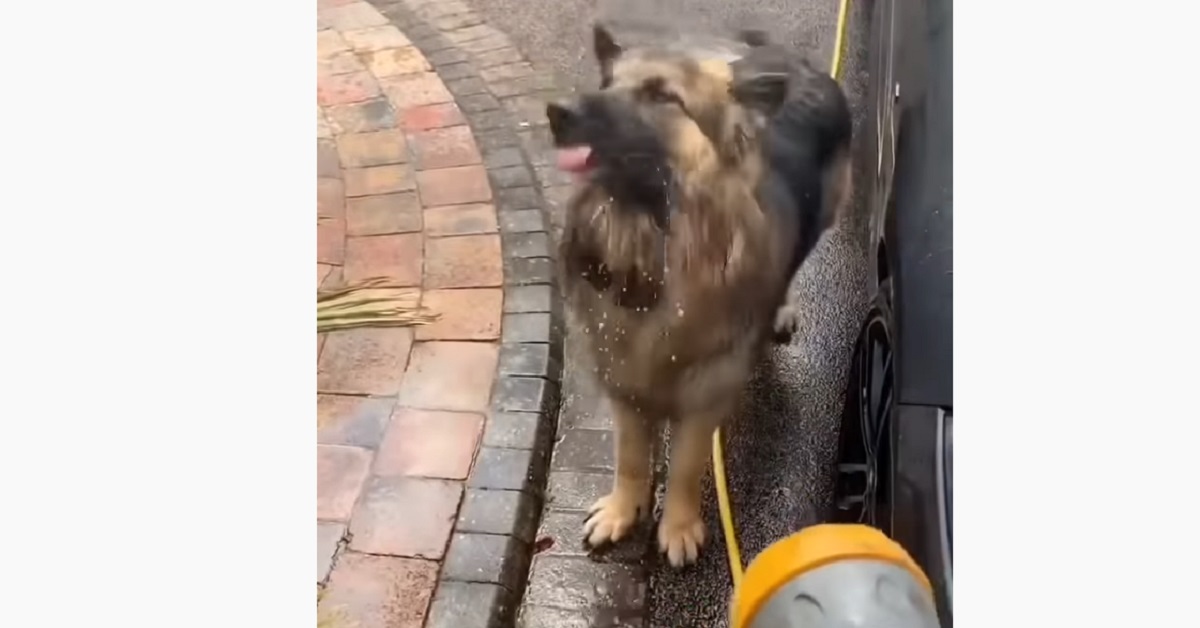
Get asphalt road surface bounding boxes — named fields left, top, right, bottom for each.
left=466, top=0, right=875, bottom=624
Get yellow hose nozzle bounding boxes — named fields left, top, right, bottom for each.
left=732, top=524, right=939, bottom=628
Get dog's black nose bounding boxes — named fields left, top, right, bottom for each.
left=546, top=100, right=579, bottom=139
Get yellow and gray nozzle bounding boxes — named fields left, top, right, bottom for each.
left=731, top=524, right=941, bottom=628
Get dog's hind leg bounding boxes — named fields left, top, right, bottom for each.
left=658, top=414, right=720, bottom=567
left=822, top=147, right=853, bottom=227
left=583, top=398, right=654, bottom=548
left=773, top=147, right=853, bottom=345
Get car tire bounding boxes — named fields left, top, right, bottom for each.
left=832, top=276, right=896, bottom=530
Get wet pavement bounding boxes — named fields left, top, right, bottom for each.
left=465, top=0, right=877, bottom=624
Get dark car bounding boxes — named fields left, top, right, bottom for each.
left=831, top=0, right=953, bottom=626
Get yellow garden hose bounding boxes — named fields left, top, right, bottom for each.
left=829, top=0, right=852, bottom=82
left=712, top=0, right=853, bottom=591
left=712, top=423, right=745, bottom=587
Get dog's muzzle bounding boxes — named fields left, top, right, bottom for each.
left=546, top=99, right=598, bottom=174
left=546, top=99, right=583, bottom=146
left=543, top=94, right=672, bottom=214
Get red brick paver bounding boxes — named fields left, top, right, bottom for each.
left=322, top=553, right=439, bottom=628
left=315, top=3, right=503, bottom=626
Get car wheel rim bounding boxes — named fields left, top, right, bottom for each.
left=836, top=305, right=894, bottom=526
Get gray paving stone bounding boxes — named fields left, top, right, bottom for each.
left=498, top=342, right=557, bottom=379
left=501, top=313, right=554, bottom=344
left=426, top=47, right=470, bottom=66
left=490, top=75, right=558, bottom=98
left=445, top=76, right=488, bottom=96
left=461, top=34, right=511, bottom=54
left=457, top=487, right=539, bottom=543
left=545, top=471, right=611, bottom=511
left=534, top=162, right=575, bottom=187
left=483, top=146, right=525, bottom=169
left=430, top=12, right=484, bottom=30
left=469, top=446, right=546, bottom=493
left=495, top=186, right=541, bottom=212
left=438, top=61, right=475, bottom=80
left=475, top=127, right=521, bottom=150
left=535, top=508, right=650, bottom=565
left=415, top=0, right=471, bottom=20
left=517, top=128, right=555, bottom=166
left=483, top=410, right=549, bottom=451
left=503, top=285, right=552, bottom=313
left=443, top=532, right=529, bottom=592
left=519, top=605, right=646, bottom=628
left=480, top=62, right=535, bottom=82
left=426, top=582, right=511, bottom=628
left=503, top=256, right=555, bottom=285
left=492, top=374, right=559, bottom=414
left=503, top=232, right=552, bottom=258
left=519, top=606, right=594, bottom=628
left=459, top=92, right=502, bottom=113
left=498, top=208, right=546, bottom=233
left=490, top=164, right=536, bottom=189
left=551, top=428, right=615, bottom=472
left=443, top=24, right=495, bottom=44
left=524, top=555, right=645, bottom=610
left=470, top=109, right=512, bottom=131
left=476, top=47, right=526, bottom=69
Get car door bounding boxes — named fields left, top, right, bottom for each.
left=867, top=0, right=900, bottom=280
left=883, top=0, right=955, bottom=625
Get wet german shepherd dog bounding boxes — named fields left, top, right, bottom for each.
left=547, top=24, right=851, bottom=567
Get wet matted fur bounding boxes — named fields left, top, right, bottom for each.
left=546, top=24, right=852, bottom=567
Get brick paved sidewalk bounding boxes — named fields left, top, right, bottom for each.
left=316, top=1, right=563, bottom=626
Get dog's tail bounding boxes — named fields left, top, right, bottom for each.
left=735, top=30, right=851, bottom=164
left=762, top=61, right=853, bottom=269
left=780, top=61, right=852, bottom=170
left=737, top=29, right=771, bottom=48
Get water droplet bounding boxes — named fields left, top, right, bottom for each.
left=671, top=355, right=677, bottom=362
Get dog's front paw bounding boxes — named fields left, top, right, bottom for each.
left=657, top=510, right=706, bottom=567
left=583, top=492, right=645, bottom=548
left=772, top=304, right=799, bottom=344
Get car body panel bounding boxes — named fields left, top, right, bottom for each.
left=887, top=0, right=953, bottom=409
left=892, top=404, right=953, bottom=627
left=859, top=0, right=954, bottom=624
left=941, top=409, right=953, bottom=584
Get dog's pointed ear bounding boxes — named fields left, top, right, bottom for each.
left=593, top=23, right=622, bottom=85
left=730, top=48, right=790, bottom=115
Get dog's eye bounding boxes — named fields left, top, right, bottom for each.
left=650, top=90, right=683, bottom=106
left=642, top=78, right=685, bottom=108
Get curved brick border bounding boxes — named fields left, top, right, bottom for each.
left=357, top=2, right=659, bottom=627
left=317, top=0, right=566, bottom=627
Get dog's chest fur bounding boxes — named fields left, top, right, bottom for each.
left=560, top=184, right=785, bottom=416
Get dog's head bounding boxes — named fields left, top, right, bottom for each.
left=546, top=25, right=791, bottom=227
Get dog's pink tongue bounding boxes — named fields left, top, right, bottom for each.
left=555, top=146, right=593, bottom=173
